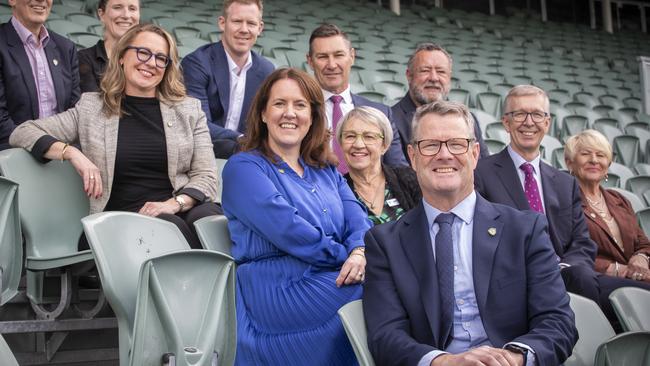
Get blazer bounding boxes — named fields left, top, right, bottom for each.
left=581, top=187, right=650, bottom=273
left=391, top=93, right=489, bottom=161
left=0, top=21, right=80, bottom=147
left=344, top=164, right=421, bottom=213
left=180, top=41, right=274, bottom=141
left=351, top=93, right=408, bottom=167
left=9, top=93, right=218, bottom=214
left=363, top=195, right=577, bottom=366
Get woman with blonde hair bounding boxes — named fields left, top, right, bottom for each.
left=11, top=23, right=220, bottom=249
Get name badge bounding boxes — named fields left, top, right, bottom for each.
left=386, top=198, right=399, bottom=207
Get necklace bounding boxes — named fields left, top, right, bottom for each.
left=355, top=180, right=385, bottom=210
left=586, top=193, right=614, bottom=223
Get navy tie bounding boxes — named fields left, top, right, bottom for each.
left=435, top=213, right=455, bottom=348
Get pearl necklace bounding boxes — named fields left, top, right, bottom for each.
left=586, top=193, right=616, bottom=224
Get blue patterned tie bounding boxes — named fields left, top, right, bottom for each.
left=435, top=213, right=455, bottom=348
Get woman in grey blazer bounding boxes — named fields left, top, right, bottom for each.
left=10, top=24, right=220, bottom=249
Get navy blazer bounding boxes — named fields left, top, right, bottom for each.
left=363, top=195, right=578, bottom=366
left=363, top=195, right=577, bottom=366
left=181, top=41, right=274, bottom=141
left=391, top=93, right=489, bottom=161
left=351, top=93, right=408, bottom=167
left=474, top=148, right=597, bottom=268
left=0, top=21, right=79, bottom=148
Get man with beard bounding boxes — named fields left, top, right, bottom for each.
left=392, top=43, right=488, bottom=162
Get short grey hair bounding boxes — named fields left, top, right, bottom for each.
left=564, top=129, right=613, bottom=165
left=406, top=43, right=453, bottom=72
left=411, top=100, right=475, bottom=143
left=336, top=106, right=393, bottom=150
left=503, top=85, right=550, bottom=114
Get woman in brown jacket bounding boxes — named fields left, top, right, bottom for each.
left=565, top=129, right=650, bottom=284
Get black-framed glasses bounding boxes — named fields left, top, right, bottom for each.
left=125, top=46, right=170, bottom=68
left=414, top=138, right=474, bottom=156
left=505, top=110, right=549, bottom=123
left=341, top=131, right=384, bottom=145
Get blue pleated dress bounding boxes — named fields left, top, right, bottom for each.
left=222, top=151, right=372, bottom=366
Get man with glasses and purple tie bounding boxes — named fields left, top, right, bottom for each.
left=363, top=99, right=576, bottom=366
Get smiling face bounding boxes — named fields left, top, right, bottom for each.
left=502, top=94, right=550, bottom=161
left=121, top=31, right=168, bottom=97
left=218, top=2, right=263, bottom=59
left=567, top=145, right=610, bottom=186
left=262, top=78, right=313, bottom=157
left=9, top=0, right=52, bottom=36
left=341, top=117, right=387, bottom=174
left=408, top=112, right=479, bottom=209
left=407, top=50, right=452, bottom=106
left=98, top=0, right=140, bottom=44
left=307, top=35, right=355, bottom=95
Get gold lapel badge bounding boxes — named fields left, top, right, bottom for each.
left=488, top=227, right=497, bottom=236
left=53, top=59, right=58, bottom=66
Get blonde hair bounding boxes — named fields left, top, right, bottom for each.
left=100, top=23, right=185, bottom=116
left=503, top=85, right=550, bottom=114
left=335, top=106, right=393, bottom=151
left=564, top=129, right=613, bottom=165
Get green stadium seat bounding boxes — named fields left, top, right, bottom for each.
left=0, top=334, right=18, bottom=366
left=561, top=115, right=589, bottom=143
left=485, top=122, right=509, bottom=144
left=626, top=176, right=650, bottom=205
left=609, top=287, right=650, bottom=331
left=540, top=135, right=562, bottom=161
left=593, top=121, right=623, bottom=144
left=46, top=19, right=89, bottom=36
left=476, top=92, right=502, bottom=117
left=637, top=207, right=650, bottom=235
left=594, top=331, right=650, bottom=366
left=0, top=178, right=21, bottom=306
left=66, top=13, right=102, bottom=28
left=600, top=95, right=625, bottom=110
left=608, top=162, right=635, bottom=189
left=174, top=26, right=202, bottom=40
left=564, top=292, right=616, bottom=366
left=552, top=147, right=567, bottom=170
left=612, top=135, right=641, bottom=166
left=69, top=32, right=102, bottom=49
left=338, top=300, right=375, bottom=366
left=194, top=215, right=232, bottom=255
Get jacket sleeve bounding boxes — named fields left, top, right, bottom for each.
left=560, top=178, right=598, bottom=267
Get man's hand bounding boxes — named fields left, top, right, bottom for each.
left=431, top=346, right=524, bottom=366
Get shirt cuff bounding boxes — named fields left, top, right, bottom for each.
left=417, top=350, right=447, bottom=366
left=559, top=262, right=571, bottom=269
left=32, top=135, right=59, bottom=163
left=505, top=342, right=537, bottom=366
left=177, top=187, right=206, bottom=203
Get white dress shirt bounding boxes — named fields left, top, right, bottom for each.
left=323, top=86, right=354, bottom=130
left=224, top=50, right=253, bottom=132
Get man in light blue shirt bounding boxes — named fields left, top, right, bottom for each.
left=363, top=100, right=577, bottom=366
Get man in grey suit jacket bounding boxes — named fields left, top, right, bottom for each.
left=181, top=0, right=274, bottom=158
left=306, top=24, right=408, bottom=170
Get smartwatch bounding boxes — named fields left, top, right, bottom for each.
left=504, top=344, right=528, bottom=364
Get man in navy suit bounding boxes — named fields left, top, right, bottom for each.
left=306, top=24, right=408, bottom=171
left=474, top=85, right=646, bottom=323
left=364, top=100, right=576, bottom=366
left=0, top=0, right=80, bottom=149
left=181, top=0, right=274, bottom=158
left=391, top=43, right=488, bottom=162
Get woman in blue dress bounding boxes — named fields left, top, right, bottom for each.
left=221, top=68, right=372, bottom=365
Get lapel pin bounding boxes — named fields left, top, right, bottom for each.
left=278, top=169, right=285, bottom=174
left=53, top=59, right=58, bottom=66
left=488, top=227, right=497, bottom=236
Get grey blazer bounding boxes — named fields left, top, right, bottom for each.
left=9, top=92, right=218, bottom=214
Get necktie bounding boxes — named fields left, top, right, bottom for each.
left=330, top=95, right=348, bottom=174
left=520, top=162, right=544, bottom=213
left=435, top=212, right=455, bottom=348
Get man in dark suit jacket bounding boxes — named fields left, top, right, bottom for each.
left=391, top=43, right=488, bottom=162
left=0, top=1, right=80, bottom=149
left=364, top=100, right=576, bottom=366
left=474, top=85, right=641, bottom=322
left=306, top=24, right=407, bottom=168
left=181, top=0, right=274, bottom=158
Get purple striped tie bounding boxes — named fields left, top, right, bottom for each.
left=520, top=163, right=544, bottom=213
left=330, top=95, right=348, bottom=174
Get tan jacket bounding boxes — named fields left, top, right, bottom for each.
left=9, top=92, right=218, bottom=214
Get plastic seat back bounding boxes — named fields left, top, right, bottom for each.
left=338, top=300, right=375, bottom=366
left=0, top=178, right=21, bottom=305
left=193, top=215, right=232, bottom=256
left=626, top=176, right=650, bottom=205
left=81, top=212, right=191, bottom=366
left=609, top=287, right=650, bottom=332
left=0, top=149, right=91, bottom=268
left=129, top=250, right=236, bottom=366
left=610, top=188, right=645, bottom=212
left=612, top=135, right=640, bottom=167
left=638, top=208, right=650, bottom=235
left=565, top=293, right=615, bottom=366
left=0, top=333, right=19, bottom=366
left=608, top=162, right=635, bottom=189
left=594, top=331, right=650, bottom=366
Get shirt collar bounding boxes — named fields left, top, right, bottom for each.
left=11, top=16, right=49, bottom=47
left=323, top=85, right=352, bottom=104
left=225, top=49, right=253, bottom=75
left=422, top=190, right=477, bottom=228
left=96, top=39, right=108, bottom=62
left=507, top=145, right=541, bottom=174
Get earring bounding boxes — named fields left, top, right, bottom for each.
left=605, top=174, right=609, bottom=182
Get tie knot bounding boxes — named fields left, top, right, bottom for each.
left=520, top=162, right=534, bottom=175
left=330, top=95, right=343, bottom=105
left=435, top=213, right=455, bottom=226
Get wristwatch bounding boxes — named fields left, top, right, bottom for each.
left=504, top=344, right=528, bottom=364
left=174, top=195, right=186, bottom=212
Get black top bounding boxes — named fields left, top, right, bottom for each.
left=78, top=40, right=108, bottom=93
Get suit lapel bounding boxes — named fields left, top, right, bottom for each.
left=44, top=39, right=65, bottom=112
left=494, top=150, right=530, bottom=209
left=160, top=102, right=178, bottom=187
left=104, top=111, right=120, bottom=190
left=396, top=95, right=415, bottom=144
left=472, top=196, right=502, bottom=314
left=212, top=42, right=230, bottom=128
left=539, top=162, right=559, bottom=216
left=401, top=204, right=442, bottom=345
left=5, top=25, right=38, bottom=118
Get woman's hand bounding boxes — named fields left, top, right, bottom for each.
left=139, top=198, right=180, bottom=217
left=336, top=248, right=366, bottom=287
left=629, top=254, right=650, bottom=270
left=626, top=263, right=650, bottom=282
left=67, top=147, right=102, bottom=199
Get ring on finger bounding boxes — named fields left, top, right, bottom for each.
left=90, top=175, right=95, bottom=180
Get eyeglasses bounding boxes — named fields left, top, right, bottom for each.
left=125, top=46, right=170, bottom=68
left=504, top=111, right=549, bottom=123
left=341, top=131, right=384, bottom=145
left=414, top=138, right=473, bottom=156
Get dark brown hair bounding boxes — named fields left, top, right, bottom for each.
left=241, top=68, right=336, bottom=167
left=308, top=23, right=351, bottom=55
